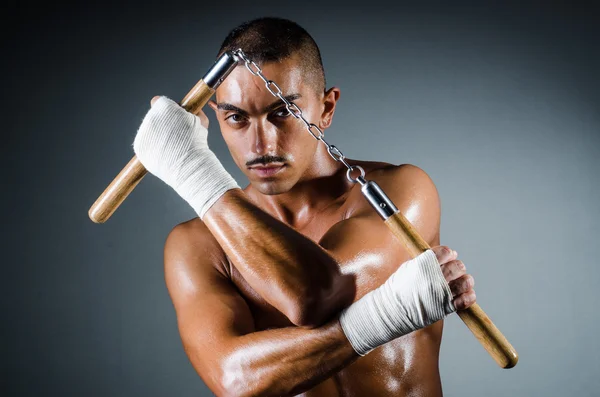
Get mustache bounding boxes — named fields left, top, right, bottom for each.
left=246, top=155, right=288, bottom=167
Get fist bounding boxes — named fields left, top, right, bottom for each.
left=431, top=246, right=476, bottom=311
left=133, top=96, right=240, bottom=218
left=150, top=96, right=210, bottom=129
left=133, top=96, right=210, bottom=186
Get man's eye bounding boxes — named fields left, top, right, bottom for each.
left=274, top=108, right=291, bottom=117
left=226, top=114, right=244, bottom=123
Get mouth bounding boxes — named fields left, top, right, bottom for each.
left=248, top=163, right=286, bottom=178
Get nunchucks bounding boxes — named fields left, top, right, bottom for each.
left=88, top=49, right=518, bottom=369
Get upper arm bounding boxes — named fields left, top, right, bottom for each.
left=164, top=221, right=255, bottom=394
left=319, top=164, right=441, bottom=298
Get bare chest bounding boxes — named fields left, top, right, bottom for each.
left=223, top=193, right=443, bottom=396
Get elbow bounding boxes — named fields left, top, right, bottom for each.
left=217, top=381, right=252, bottom=397
left=286, top=274, right=356, bottom=328
left=217, top=377, right=281, bottom=397
left=216, top=358, right=271, bottom=397
left=287, top=304, right=322, bottom=329
left=280, top=286, right=326, bottom=328
left=286, top=289, right=347, bottom=329
left=214, top=366, right=250, bottom=397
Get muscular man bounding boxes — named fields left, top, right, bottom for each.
left=134, top=17, right=476, bottom=396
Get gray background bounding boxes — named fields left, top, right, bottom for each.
left=4, top=2, right=599, bottom=396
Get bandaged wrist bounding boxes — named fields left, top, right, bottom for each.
left=133, top=96, right=239, bottom=218
left=339, top=249, right=455, bottom=356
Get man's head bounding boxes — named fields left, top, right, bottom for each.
left=208, top=17, right=341, bottom=195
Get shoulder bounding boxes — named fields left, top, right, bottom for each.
left=366, top=161, right=436, bottom=184
left=349, top=160, right=440, bottom=203
left=347, top=161, right=441, bottom=244
left=164, top=218, right=231, bottom=282
left=378, top=163, right=439, bottom=201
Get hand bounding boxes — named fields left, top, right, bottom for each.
left=133, top=95, right=239, bottom=218
left=340, top=246, right=468, bottom=355
left=150, top=96, right=211, bottom=129
left=134, top=95, right=209, bottom=183
left=431, top=246, right=476, bottom=311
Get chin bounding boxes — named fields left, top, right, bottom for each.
left=252, top=179, right=295, bottom=195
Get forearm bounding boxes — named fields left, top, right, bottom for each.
left=218, top=319, right=357, bottom=397
left=201, top=249, right=458, bottom=397
left=203, top=189, right=353, bottom=326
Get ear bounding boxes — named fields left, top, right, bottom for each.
left=319, top=87, right=341, bottom=129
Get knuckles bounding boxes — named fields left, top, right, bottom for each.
left=441, top=260, right=467, bottom=283
left=449, top=273, right=475, bottom=295
left=435, top=245, right=452, bottom=259
left=465, top=274, right=475, bottom=289
left=433, top=245, right=457, bottom=264
left=454, top=290, right=477, bottom=310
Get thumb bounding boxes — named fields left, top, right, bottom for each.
left=150, top=96, right=161, bottom=107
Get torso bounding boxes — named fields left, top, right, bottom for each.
left=216, top=160, right=443, bottom=396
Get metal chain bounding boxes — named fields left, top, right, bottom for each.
left=232, top=48, right=366, bottom=185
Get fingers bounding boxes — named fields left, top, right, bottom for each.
left=453, top=290, right=476, bottom=310
left=431, top=245, right=477, bottom=310
left=441, top=259, right=466, bottom=282
left=448, top=273, right=474, bottom=297
left=431, top=245, right=457, bottom=265
left=151, top=96, right=161, bottom=106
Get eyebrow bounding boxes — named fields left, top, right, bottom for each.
left=216, top=94, right=302, bottom=116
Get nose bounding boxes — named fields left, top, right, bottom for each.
left=249, top=120, right=276, bottom=156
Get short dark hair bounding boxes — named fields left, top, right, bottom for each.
left=217, top=17, right=326, bottom=94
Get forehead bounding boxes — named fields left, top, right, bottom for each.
left=216, top=54, right=306, bottom=111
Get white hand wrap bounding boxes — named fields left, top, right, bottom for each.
left=133, top=96, right=239, bottom=218
left=339, top=249, right=455, bottom=356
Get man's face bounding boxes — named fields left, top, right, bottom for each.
left=210, top=53, right=329, bottom=195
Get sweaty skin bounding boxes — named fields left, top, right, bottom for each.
left=162, top=53, right=476, bottom=397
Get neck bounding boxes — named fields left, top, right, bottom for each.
left=247, top=149, right=353, bottom=228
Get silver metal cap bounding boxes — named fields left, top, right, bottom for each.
left=361, top=181, right=399, bottom=220
left=202, top=51, right=240, bottom=89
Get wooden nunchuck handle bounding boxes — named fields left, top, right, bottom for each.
left=384, top=211, right=519, bottom=369
left=88, top=80, right=215, bottom=223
